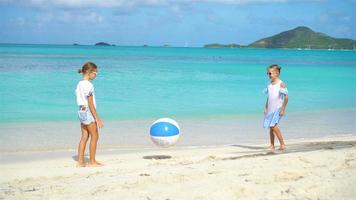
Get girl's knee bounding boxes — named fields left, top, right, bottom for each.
left=81, top=135, right=89, bottom=141
left=90, top=132, right=99, bottom=140
left=90, top=137, right=99, bottom=144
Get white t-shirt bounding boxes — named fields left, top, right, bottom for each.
left=75, top=80, right=96, bottom=108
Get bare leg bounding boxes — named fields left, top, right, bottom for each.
left=272, top=126, right=286, bottom=150
left=268, top=128, right=275, bottom=150
left=87, top=122, right=102, bottom=166
left=77, top=123, right=89, bottom=167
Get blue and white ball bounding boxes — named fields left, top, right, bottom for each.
left=150, top=118, right=180, bottom=147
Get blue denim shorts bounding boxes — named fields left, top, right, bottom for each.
left=78, top=106, right=95, bottom=125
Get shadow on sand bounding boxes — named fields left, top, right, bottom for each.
left=72, top=155, right=90, bottom=162
left=143, top=155, right=172, bottom=160
left=225, top=140, right=356, bottom=160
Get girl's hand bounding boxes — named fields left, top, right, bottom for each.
left=264, top=108, right=267, bottom=115
left=279, top=108, right=286, bottom=116
left=96, top=118, right=104, bottom=128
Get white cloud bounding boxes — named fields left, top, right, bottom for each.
left=201, top=0, right=287, bottom=4
left=10, top=17, right=26, bottom=26
left=37, top=11, right=104, bottom=24
left=1, top=0, right=300, bottom=10
left=1, top=0, right=168, bottom=9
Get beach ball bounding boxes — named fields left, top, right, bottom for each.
left=150, top=118, right=180, bottom=147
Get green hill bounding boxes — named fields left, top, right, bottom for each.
left=248, top=26, right=356, bottom=49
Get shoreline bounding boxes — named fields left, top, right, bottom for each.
left=0, top=106, right=354, bottom=123
left=1, top=134, right=354, bottom=163
left=1, top=134, right=355, bottom=199
left=0, top=108, right=355, bottom=152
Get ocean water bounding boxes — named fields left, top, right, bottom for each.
left=0, top=44, right=355, bottom=151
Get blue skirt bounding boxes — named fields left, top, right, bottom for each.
left=263, top=108, right=282, bottom=128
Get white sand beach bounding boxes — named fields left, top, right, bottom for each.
left=1, top=135, right=356, bottom=200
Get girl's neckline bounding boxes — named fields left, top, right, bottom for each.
left=270, top=79, right=281, bottom=85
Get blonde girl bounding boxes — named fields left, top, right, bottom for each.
left=75, top=62, right=104, bottom=167
left=263, top=64, right=289, bottom=150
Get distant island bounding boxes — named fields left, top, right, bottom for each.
left=205, top=26, right=356, bottom=50
left=95, top=42, right=112, bottom=46
left=162, top=44, right=172, bottom=48
left=204, top=43, right=244, bottom=48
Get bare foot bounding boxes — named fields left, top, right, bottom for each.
left=267, top=145, right=275, bottom=151
left=88, top=161, right=103, bottom=167
left=279, top=145, right=286, bottom=151
left=76, top=162, right=86, bottom=168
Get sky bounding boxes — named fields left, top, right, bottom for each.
left=0, top=0, right=355, bottom=47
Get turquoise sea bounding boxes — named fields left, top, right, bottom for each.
left=0, top=44, right=355, bottom=151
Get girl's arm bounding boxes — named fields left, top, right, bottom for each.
left=280, top=82, right=289, bottom=116
left=264, top=99, right=268, bottom=115
left=88, top=95, right=104, bottom=128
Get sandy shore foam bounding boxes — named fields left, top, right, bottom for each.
left=1, top=108, right=355, bottom=152
left=1, top=135, right=356, bottom=199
